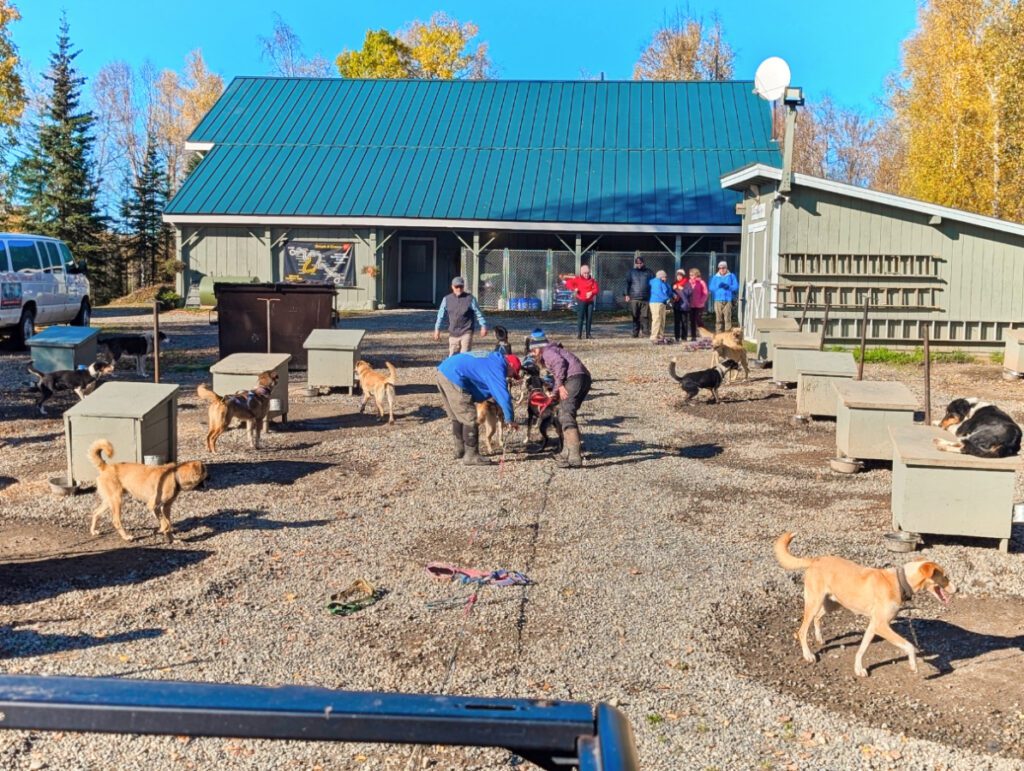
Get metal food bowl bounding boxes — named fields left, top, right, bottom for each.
left=48, top=476, right=77, bottom=497
left=269, top=398, right=283, bottom=412
left=829, top=457, right=862, bottom=474
left=1002, top=369, right=1021, bottom=382
left=884, top=530, right=921, bottom=553
left=144, top=455, right=166, bottom=466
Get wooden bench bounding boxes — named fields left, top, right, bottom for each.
left=64, top=382, right=179, bottom=486
left=753, top=317, right=799, bottom=362
left=28, top=326, right=99, bottom=373
left=793, top=351, right=857, bottom=418
left=889, top=424, right=1019, bottom=552
left=210, top=353, right=291, bottom=426
left=303, top=329, right=366, bottom=395
left=770, top=331, right=822, bottom=384
left=833, top=381, right=918, bottom=465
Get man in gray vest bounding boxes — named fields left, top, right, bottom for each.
left=433, top=276, right=488, bottom=356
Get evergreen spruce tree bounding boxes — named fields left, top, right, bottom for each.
left=15, top=16, right=111, bottom=297
left=120, top=138, right=169, bottom=287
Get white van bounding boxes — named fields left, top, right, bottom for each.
left=0, top=233, right=92, bottom=347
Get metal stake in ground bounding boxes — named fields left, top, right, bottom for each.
left=923, top=322, right=932, bottom=425
left=256, top=297, right=281, bottom=353
left=152, top=300, right=161, bottom=384
left=819, top=297, right=831, bottom=352
left=857, top=298, right=870, bottom=381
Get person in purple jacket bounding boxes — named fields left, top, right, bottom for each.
left=526, top=328, right=591, bottom=469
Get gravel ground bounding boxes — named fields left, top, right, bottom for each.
left=1, top=306, right=1023, bottom=770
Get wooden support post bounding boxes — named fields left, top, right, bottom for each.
left=575, top=234, right=582, bottom=274
left=857, top=298, right=869, bottom=381
left=819, top=297, right=831, bottom=351
left=923, top=322, right=932, bottom=426
left=152, top=301, right=161, bottom=384
left=798, top=285, right=812, bottom=331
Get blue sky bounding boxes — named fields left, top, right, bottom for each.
left=16, top=1, right=919, bottom=115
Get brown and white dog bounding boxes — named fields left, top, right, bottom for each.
left=355, top=360, right=397, bottom=424
left=27, top=360, right=114, bottom=415
left=197, top=370, right=279, bottom=452
left=933, top=397, right=1022, bottom=458
left=700, top=326, right=749, bottom=381
left=774, top=532, right=955, bottom=677
left=88, top=439, right=207, bottom=542
left=476, top=399, right=504, bottom=455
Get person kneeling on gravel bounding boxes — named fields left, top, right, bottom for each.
left=436, top=350, right=522, bottom=465
left=526, top=329, right=591, bottom=469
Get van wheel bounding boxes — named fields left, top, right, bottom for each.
left=71, top=298, right=91, bottom=326
left=14, top=308, right=36, bottom=349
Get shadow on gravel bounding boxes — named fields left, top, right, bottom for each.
left=399, top=383, right=445, bottom=396
left=0, top=624, right=164, bottom=659
left=0, top=548, right=212, bottom=605
left=176, top=508, right=332, bottom=542
left=205, top=459, right=332, bottom=486
left=678, top=443, right=723, bottom=459
left=280, top=413, right=385, bottom=431
left=0, top=476, right=15, bottom=491
left=405, top=405, right=446, bottom=423
left=2, top=432, right=60, bottom=446
left=719, top=392, right=784, bottom=403
left=586, top=416, right=630, bottom=428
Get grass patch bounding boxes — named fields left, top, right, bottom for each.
left=826, top=346, right=978, bottom=365
left=990, top=351, right=1005, bottom=364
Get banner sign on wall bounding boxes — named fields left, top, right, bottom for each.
left=283, top=240, right=356, bottom=286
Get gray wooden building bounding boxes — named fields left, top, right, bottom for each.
left=721, top=163, right=1024, bottom=347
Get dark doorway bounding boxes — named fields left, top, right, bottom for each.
left=400, top=238, right=436, bottom=306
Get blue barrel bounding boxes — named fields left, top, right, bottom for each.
left=528, top=298, right=542, bottom=311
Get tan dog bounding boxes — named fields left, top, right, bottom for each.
left=88, top=439, right=207, bottom=543
left=476, top=399, right=504, bottom=454
left=774, top=532, right=955, bottom=677
left=700, top=326, right=749, bottom=380
left=197, top=370, right=278, bottom=452
left=355, top=360, right=397, bottom=424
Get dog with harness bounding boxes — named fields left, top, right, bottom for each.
left=196, top=369, right=279, bottom=452
left=520, top=356, right=563, bottom=453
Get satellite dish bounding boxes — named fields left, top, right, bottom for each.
left=754, top=57, right=791, bottom=102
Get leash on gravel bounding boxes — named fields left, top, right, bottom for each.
left=325, top=579, right=386, bottom=617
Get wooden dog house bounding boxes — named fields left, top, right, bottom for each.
left=753, top=317, right=799, bottom=361
left=1004, top=328, right=1024, bottom=376
left=771, top=331, right=822, bottom=384
left=793, top=351, right=857, bottom=417
left=28, top=326, right=99, bottom=373
left=834, top=381, right=918, bottom=465
left=209, top=353, right=291, bottom=425
left=64, top=382, right=180, bottom=486
left=889, top=425, right=1018, bottom=552
left=303, top=329, right=365, bottom=394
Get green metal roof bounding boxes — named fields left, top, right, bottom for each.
left=165, top=78, right=778, bottom=228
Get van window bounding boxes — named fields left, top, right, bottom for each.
left=43, top=242, right=62, bottom=271
left=57, top=242, right=75, bottom=268
left=8, top=240, right=42, bottom=272
left=0, top=241, right=9, bottom=272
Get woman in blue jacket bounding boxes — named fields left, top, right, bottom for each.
left=648, top=270, right=674, bottom=344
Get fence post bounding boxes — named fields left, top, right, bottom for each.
left=502, top=248, right=510, bottom=310
left=544, top=249, right=553, bottom=311
left=575, top=234, right=582, bottom=274
left=471, top=231, right=481, bottom=300
left=674, top=235, right=682, bottom=272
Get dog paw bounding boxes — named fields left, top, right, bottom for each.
left=855, top=665, right=869, bottom=677
left=118, top=532, right=134, bottom=542
left=802, top=651, right=816, bottom=664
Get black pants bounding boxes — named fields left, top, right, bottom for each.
left=688, top=307, right=703, bottom=340
left=672, top=306, right=688, bottom=340
left=629, top=300, right=650, bottom=337
left=576, top=301, right=594, bottom=337
left=558, top=373, right=592, bottom=432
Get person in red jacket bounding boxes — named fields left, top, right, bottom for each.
left=564, top=265, right=599, bottom=340
left=687, top=268, right=709, bottom=341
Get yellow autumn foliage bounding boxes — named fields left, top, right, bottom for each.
left=0, top=0, right=25, bottom=131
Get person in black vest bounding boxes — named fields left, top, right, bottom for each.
left=433, top=276, right=488, bottom=356
left=623, top=254, right=653, bottom=338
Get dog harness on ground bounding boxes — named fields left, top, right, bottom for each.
left=895, top=565, right=914, bottom=603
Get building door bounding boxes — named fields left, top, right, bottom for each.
left=399, top=238, right=436, bottom=306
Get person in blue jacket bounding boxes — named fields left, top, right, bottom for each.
left=647, top=269, right=674, bottom=344
left=436, top=350, right=522, bottom=465
left=707, top=260, right=739, bottom=332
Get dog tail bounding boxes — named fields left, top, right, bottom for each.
left=197, top=383, right=222, bottom=404
left=697, top=327, right=714, bottom=340
left=668, top=358, right=684, bottom=383
left=26, top=364, right=43, bottom=382
left=385, top=361, right=397, bottom=385
left=773, top=532, right=813, bottom=571
left=88, top=439, right=114, bottom=471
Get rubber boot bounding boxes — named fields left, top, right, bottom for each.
left=452, top=420, right=466, bottom=459
left=556, top=428, right=583, bottom=468
left=462, top=423, right=492, bottom=466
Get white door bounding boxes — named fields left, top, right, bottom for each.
left=6, top=238, right=50, bottom=322
left=42, top=241, right=72, bottom=315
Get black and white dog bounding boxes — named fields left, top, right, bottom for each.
left=934, top=398, right=1022, bottom=458
left=669, top=357, right=739, bottom=404
left=98, top=331, right=168, bottom=376
left=519, top=356, right=563, bottom=453
left=27, top=360, right=115, bottom=415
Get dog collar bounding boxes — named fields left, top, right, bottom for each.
left=895, top=565, right=914, bottom=603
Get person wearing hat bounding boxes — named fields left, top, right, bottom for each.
left=434, top=276, right=488, bottom=356
left=708, top=260, right=739, bottom=333
left=671, top=269, right=692, bottom=342
left=623, top=254, right=654, bottom=338
left=436, top=350, right=522, bottom=465
left=526, top=329, right=591, bottom=469
left=648, top=269, right=674, bottom=344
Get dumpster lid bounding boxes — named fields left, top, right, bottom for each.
left=210, top=353, right=292, bottom=374
left=214, top=282, right=337, bottom=295
left=303, top=329, right=366, bottom=350
left=833, top=380, right=918, bottom=410
left=65, top=382, right=180, bottom=419
left=792, top=350, right=857, bottom=376
left=27, top=326, right=100, bottom=348
left=889, top=425, right=1022, bottom=471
